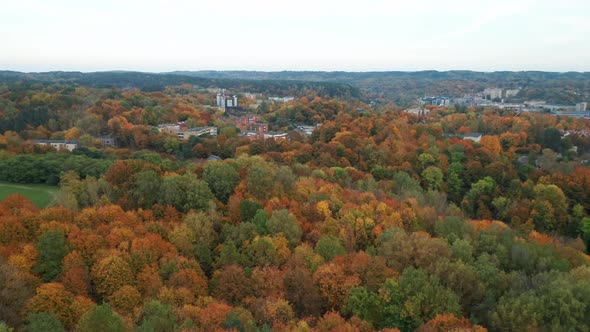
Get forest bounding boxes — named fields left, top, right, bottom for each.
left=2, top=76, right=590, bottom=331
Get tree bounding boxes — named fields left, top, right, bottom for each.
left=211, top=265, right=253, bottom=305
left=75, top=304, right=124, bottom=332
left=131, top=169, right=162, bottom=208
left=240, top=200, right=262, bottom=222
left=91, top=255, right=134, bottom=298
left=462, top=177, right=496, bottom=219
left=315, top=235, right=346, bottom=261
left=531, top=183, right=568, bottom=233
left=33, top=231, right=69, bottom=282
left=422, top=166, right=443, bottom=191
left=342, top=286, right=383, bottom=328
left=398, top=267, right=462, bottom=330
left=27, top=283, right=88, bottom=329
left=160, top=173, right=213, bottom=212
left=446, top=162, right=464, bottom=204
left=313, top=262, right=360, bottom=310
left=267, top=209, right=302, bottom=248
left=109, top=285, right=142, bottom=314
left=203, top=161, right=240, bottom=203
left=138, top=300, right=177, bottom=332
left=26, top=311, right=65, bottom=332
left=0, top=257, right=39, bottom=327
left=246, top=160, right=277, bottom=199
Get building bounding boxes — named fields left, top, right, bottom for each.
left=404, top=107, right=430, bottom=116
left=295, top=125, right=319, bottom=136
left=419, top=96, right=452, bottom=106
left=264, top=132, right=288, bottom=140
left=250, top=123, right=269, bottom=133
left=32, top=140, right=80, bottom=151
left=484, top=88, right=503, bottom=100
left=236, top=114, right=262, bottom=129
left=268, top=96, right=295, bottom=103
left=216, top=90, right=238, bottom=110
left=157, top=123, right=181, bottom=134
left=461, top=133, right=483, bottom=143
left=240, top=130, right=288, bottom=141
left=96, top=135, right=117, bottom=147
left=177, top=127, right=218, bottom=141
left=576, top=102, right=588, bottom=112
left=505, top=89, right=520, bottom=98
left=443, top=133, right=482, bottom=143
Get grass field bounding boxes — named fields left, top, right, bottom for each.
left=0, top=182, right=58, bottom=208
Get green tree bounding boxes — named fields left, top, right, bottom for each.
left=342, top=287, right=383, bottom=328
left=138, top=300, right=177, bottom=332
left=240, top=200, right=262, bottom=222
left=33, top=231, right=69, bottom=282
left=76, top=304, right=124, bottom=332
left=267, top=209, right=302, bottom=248
left=131, top=169, right=162, bottom=208
left=251, top=209, right=269, bottom=235
left=446, top=162, right=464, bottom=204
left=315, top=236, right=346, bottom=261
left=203, top=161, right=240, bottom=204
left=422, top=166, right=443, bottom=191
left=26, top=312, right=65, bottom=332
left=160, top=173, right=213, bottom=212
left=398, top=267, right=462, bottom=330
left=462, top=176, right=496, bottom=219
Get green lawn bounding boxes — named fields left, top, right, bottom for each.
left=0, top=182, right=58, bottom=208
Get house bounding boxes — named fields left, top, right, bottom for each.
left=32, top=140, right=80, bottom=151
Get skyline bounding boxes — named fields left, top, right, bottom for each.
left=2, top=0, right=590, bottom=72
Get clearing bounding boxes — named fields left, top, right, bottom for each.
left=0, top=182, right=58, bottom=208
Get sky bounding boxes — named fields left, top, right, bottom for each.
left=1, top=0, right=589, bottom=72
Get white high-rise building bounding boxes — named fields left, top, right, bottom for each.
left=216, top=89, right=238, bottom=110
left=576, top=102, right=587, bottom=112
left=484, top=88, right=503, bottom=100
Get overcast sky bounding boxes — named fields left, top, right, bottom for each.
left=1, top=0, right=589, bottom=72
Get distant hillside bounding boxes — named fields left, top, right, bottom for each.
left=0, top=71, right=361, bottom=100
left=172, top=70, right=590, bottom=106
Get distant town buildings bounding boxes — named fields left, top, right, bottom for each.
left=419, top=96, right=452, bottom=107
left=216, top=89, right=238, bottom=110
left=32, top=140, right=80, bottom=151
